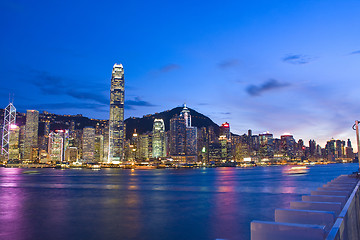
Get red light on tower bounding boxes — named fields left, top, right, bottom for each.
left=222, top=122, right=229, bottom=128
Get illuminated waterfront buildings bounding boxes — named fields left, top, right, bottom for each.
left=0, top=98, right=356, bottom=165
left=24, top=110, right=39, bottom=161
left=152, top=119, right=166, bottom=158
left=108, top=63, right=125, bottom=163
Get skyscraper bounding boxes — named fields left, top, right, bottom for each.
left=108, top=63, right=125, bottom=163
left=24, top=110, right=39, bottom=161
left=94, top=134, right=104, bottom=162
left=1, top=102, right=16, bottom=161
left=170, top=115, right=186, bottom=156
left=152, top=119, right=166, bottom=158
left=181, top=104, right=191, bottom=127
left=83, top=127, right=95, bottom=162
left=8, top=124, right=20, bottom=161
left=48, top=131, right=64, bottom=163
left=220, top=122, right=231, bottom=140
left=186, top=126, right=197, bottom=156
left=138, top=133, right=150, bottom=160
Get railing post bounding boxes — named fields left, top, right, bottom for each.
left=355, top=120, right=360, bottom=171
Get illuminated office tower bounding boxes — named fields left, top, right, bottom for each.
left=48, top=131, right=64, bottom=162
left=152, top=119, right=166, bottom=158
left=219, top=135, right=231, bottom=161
left=19, top=125, right=25, bottom=160
left=94, top=134, right=104, bottom=162
left=40, top=120, right=50, bottom=150
left=280, top=134, right=296, bottom=158
left=24, top=110, right=39, bottom=161
left=65, top=137, right=78, bottom=162
left=220, top=122, right=231, bottom=140
left=65, top=147, right=78, bottom=162
left=1, top=102, right=16, bottom=161
left=102, top=125, right=109, bottom=162
left=259, top=132, right=274, bottom=158
left=138, top=133, right=150, bottom=160
left=180, top=104, right=191, bottom=127
left=108, top=63, right=125, bottom=163
left=8, top=125, right=20, bottom=160
left=186, top=126, right=197, bottom=156
left=170, top=115, right=186, bottom=156
left=180, top=104, right=198, bottom=159
left=83, top=127, right=95, bottom=162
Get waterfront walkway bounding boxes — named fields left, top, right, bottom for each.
left=251, top=174, right=360, bottom=240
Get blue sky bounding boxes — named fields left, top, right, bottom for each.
left=1, top=0, right=360, bottom=147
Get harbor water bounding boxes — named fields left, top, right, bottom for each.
left=0, top=163, right=358, bottom=240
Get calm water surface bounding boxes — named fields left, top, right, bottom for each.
left=0, top=163, right=358, bottom=240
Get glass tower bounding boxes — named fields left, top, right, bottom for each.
left=24, top=110, right=39, bottom=161
left=152, top=119, right=166, bottom=158
left=108, top=63, right=125, bottom=162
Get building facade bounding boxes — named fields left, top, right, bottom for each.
left=8, top=124, right=20, bottom=160
left=24, top=110, right=39, bottom=161
left=170, top=115, right=186, bottom=156
left=152, top=119, right=166, bottom=158
left=48, top=131, right=64, bottom=163
left=108, top=63, right=125, bottom=162
left=83, top=127, right=95, bottom=162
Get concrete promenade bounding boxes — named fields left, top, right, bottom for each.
left=251, top=174, right=360, bottom=240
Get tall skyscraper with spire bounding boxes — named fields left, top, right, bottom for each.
left=180, top=104, right=191, bottom=127
left=108, top=63, right=125, bottom=162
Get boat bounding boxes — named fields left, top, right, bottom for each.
left=134, top=165, right=157, bottom=169
left=23, top=170, right=40, bottom=174
left=284, top=166, right=309, bottom=175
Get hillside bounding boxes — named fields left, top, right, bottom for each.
left=1, top=107, right=221, bottom=139
left=124, top=107, right=220, bottom=139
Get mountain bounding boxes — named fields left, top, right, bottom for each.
left=1, top=107, right=221, bottom=139
left=124, top=107, right=220, bottom=139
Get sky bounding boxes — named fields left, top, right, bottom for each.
left=1, top=0, right=360, bottom=147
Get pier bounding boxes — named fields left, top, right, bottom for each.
left=251, top=174, right=360, bottom=240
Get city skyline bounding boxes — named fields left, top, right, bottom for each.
left=1, top=0, right=360, bottom=147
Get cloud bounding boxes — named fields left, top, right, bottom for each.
left=67, top=90, right=108, bottom=105
left=159, top=64, right=180, bottom=73
left=246, top=79, right=290, bottom=96
left=218, top=59, right=240, bottom=69
left=20, top=102, right=107, bottom=111
left=282, top=54, right=313, bottom=64
left=125, top=97, right=156, bottom=110
left=29, top=70, right=108, bottom=105
left=350, top=50, right=360, bottom=55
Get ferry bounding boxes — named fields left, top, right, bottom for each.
left=284, top=166, right=309, bottom=175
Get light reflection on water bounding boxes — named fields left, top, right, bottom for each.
left=0, top=163, right=358, bottom=240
